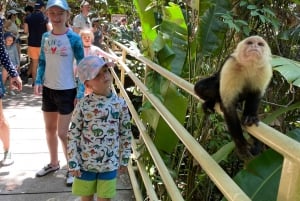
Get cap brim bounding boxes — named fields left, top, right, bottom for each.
left=81, top=2, right=90, bottom=7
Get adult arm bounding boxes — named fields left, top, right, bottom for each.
left=23, top=22, right=28, bottom=34
left=3, top=20, right=12, bottom=32
left=0, top=19, right=22, bottom=91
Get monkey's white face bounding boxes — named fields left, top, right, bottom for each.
left=244, top=38, right=265, bottom=58
left=236, top=36, right=271, bottom=64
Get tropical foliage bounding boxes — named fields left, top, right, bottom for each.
left=130, top=0, right=300, bottom=200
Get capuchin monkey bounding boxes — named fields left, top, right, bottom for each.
left=194, top=36, right=272, bottom=159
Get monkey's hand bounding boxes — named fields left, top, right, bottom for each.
left=241, top=115, right=259, bottom=127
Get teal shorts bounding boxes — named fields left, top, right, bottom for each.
left=72, top=170, right=117, bottom=198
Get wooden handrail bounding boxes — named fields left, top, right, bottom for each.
left=108, top=38, right=300, bottom=201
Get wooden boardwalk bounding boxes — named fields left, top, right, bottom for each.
left=0, top=83, right=135, bottom=201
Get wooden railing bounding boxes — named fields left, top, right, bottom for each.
left=107, top=39, right=300, bottom=201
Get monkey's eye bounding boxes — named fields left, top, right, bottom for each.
left=258, top=42, right=264, bottom=46
left=246, top=41, right=253, bottom=45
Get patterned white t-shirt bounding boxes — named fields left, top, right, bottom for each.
left=43, top=33, right=76, bottom=90
left=68, top=92, right=132, bottom=172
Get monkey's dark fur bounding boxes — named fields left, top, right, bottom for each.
left=194, top=36, right=272, bottom=160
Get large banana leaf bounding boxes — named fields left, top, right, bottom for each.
left=141, top=81, right=188, bottom=153
left=272, top=55, right=300, bottom=87
left=134, top=2, right=189, bottom=154
left=222, top=129, right=300, bottom=201
left=159, top=3, right=188, bottom=76
left=233, top=150, right=282, bottom=201
left=197, top=0, right=230, bottom=57
left=133, top=0, right=158, bottom=58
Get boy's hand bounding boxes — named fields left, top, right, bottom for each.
left=69, top=170, right=81, bottom=177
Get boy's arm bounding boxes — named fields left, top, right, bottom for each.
left=119, top=99, right=132, bottom=166
left=67, top=102, right=83, bottom=171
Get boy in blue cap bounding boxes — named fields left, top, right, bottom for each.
left=68, top=56, right=132, bottom=201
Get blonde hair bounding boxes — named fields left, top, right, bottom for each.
left=79, top=28, right=94, bottom=42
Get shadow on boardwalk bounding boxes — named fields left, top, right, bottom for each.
left=0, top=83, right=134, bottom=201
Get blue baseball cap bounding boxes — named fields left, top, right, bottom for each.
left=46, top=0, right=70, bottom=10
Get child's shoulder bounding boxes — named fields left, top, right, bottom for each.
left=66, top=29, right=81, bottom=38
left=111, top=93, right=127, bottom=104
left=66, top=29, right=82, bottom=44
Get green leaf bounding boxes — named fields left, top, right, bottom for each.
left=133, top=0, right=158, bottom=58
left=274, top=65, right=300, bottom=82
left=234, top=150, right=282, bottom=200
left=291, top=0, right=300, bottom=4
left=198, top=0, right=230, bottom=57
left=222, top=129, right=300, bottom=201
left=272, top=56, right=300, bottom=87
left=250, top=10, right=260, bottom=16
left=258, top=14, right=266, bottom=23
left=144, top=1, right=157, bottom=11
left=262, top=8, right=276, bottom=17
left=152, top=34, right=165, bottom=52
left=247, top=5, right=257, bottom=9
left=158, top=3, right=188, bottom=75
left=140, top=106, right=160, bottom=129
left=262, top=101, right=300, bottom=125
left=153, top=82, right=188, bottom=153
left=157, top=44, right=175, bottom=70
left=136, top=1, right=189, bottom=155
left=140, top=81, right=188, bottom=154
left=212, top=141, right=235, bottom=163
